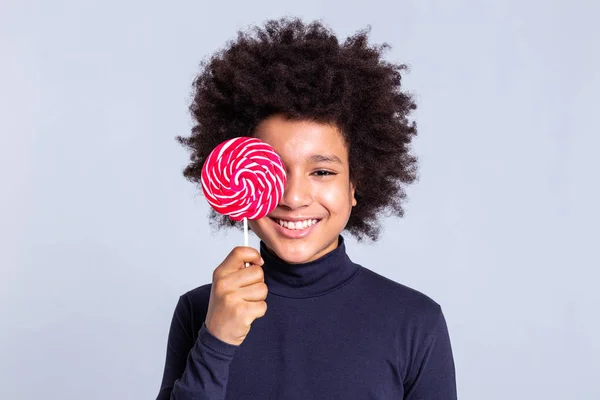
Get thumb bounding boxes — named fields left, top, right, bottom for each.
left=215, top=246, right=264, bottom=278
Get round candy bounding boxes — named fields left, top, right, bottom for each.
left=201, top=137, right=287, bottom=221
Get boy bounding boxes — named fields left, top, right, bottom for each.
left=157, top=17, right=457, bottom=399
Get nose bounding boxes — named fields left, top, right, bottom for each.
left=278, top=173, right=311, bottom=210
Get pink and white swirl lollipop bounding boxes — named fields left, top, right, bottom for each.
left=201, top=137, right=286, bottom=250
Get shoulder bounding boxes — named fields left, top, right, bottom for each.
left=355, top=265, right=444, bottom=328
left=171, top=283, right=213, bottom=335
left=356, top=266, right=452, bottom=374
left=178, top=283, right=212, bottom=311
left=357, top=266, right=441, bottom=309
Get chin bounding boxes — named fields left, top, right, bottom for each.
left=250, top=216, right=341, bottom=264
left=265, top=241, right=317, bottom=264
left=263, top=232, right=341, bottom=264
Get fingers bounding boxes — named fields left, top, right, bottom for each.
left=214, top=246, right=264, bottom=280
left=238, top=281, right=269, bottom=301
left=206, top=246, right=269, bottom=346
left=215, top=264, right=265, bottom=298
left=240, top=300, right=268, bottom=324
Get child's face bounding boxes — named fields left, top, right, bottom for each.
left=248, top=114, right=356, bottom=264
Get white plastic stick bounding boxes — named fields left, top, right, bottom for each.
left=243, top=217, right=250, bottom=268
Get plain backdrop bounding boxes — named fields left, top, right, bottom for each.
left=1, top=0, right=599, bottom=399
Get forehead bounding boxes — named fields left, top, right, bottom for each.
left=252, top=115, right=349, bottom=163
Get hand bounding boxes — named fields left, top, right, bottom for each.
left=204, top=246, right=269, bottom=346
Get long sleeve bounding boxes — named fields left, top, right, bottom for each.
left=156, top=295, right=239, bottom=400
left=403, top=307, right=457, bottom=400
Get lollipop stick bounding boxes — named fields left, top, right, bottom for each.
left=244, top=217, right=249, bottom=247
left=243, top=217, right=250, bottom=268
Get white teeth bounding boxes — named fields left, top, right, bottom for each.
left=277, top=219, right=319, bottom=230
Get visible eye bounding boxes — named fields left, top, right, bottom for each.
left=312, top=170, right=336, bottom=177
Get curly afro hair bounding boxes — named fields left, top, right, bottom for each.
left=177, top=17, right=418, bottom=241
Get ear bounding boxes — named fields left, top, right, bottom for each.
left=350, top=182, right=357, bottom=207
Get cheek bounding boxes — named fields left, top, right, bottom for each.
left=247, top=219, right=262, bottom=233
left=318, top=181, right=352, bottom=211
left=248, top=217, right=272, bottom=233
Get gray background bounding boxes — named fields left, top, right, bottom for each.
left=1, top=0, right=598, bottom=399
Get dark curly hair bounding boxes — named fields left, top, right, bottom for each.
left=177, top=17, right=418, bottom=241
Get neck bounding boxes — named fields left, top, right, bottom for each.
left=260, top=236, right=361, bottom=299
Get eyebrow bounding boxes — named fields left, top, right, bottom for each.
left=306, top=154, right=344, bottom=164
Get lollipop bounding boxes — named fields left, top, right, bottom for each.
left=201, top=137, right=286, bottom=254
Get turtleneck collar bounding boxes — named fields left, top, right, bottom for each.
left=260, top=235, right=361, bottom=299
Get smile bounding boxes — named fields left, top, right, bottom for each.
left=269, top=217, right=322, bottom=239
left=274, top=218, right=320, bottom=230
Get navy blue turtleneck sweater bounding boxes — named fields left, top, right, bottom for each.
left=156, top=237, right=457, bottom=399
